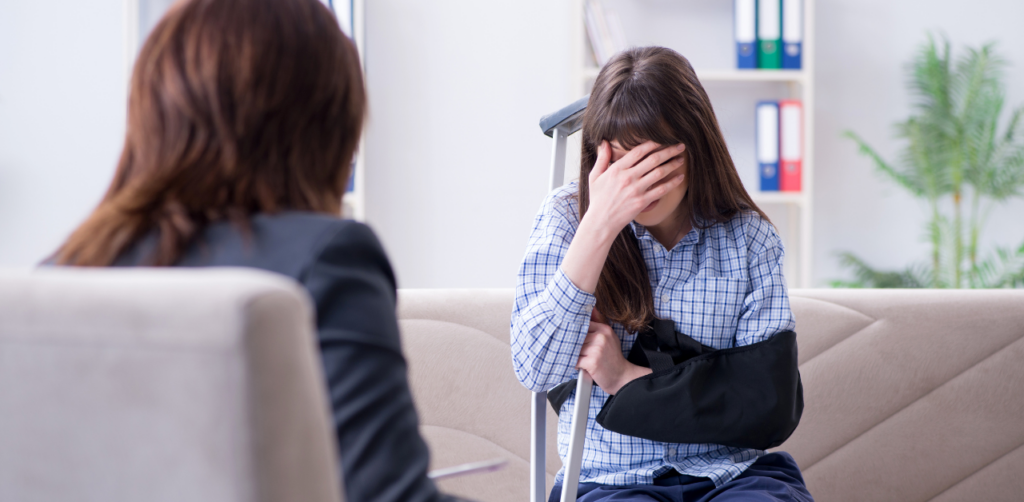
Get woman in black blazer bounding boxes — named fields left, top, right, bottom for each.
left=54, top=1, right=462, bottom=501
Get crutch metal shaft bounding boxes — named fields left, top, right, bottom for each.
left=530, top=390, right=547, bottom=502
left=560, top=372, right=593, bottom=502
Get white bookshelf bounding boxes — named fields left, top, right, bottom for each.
left=124, top=0, right=367, bottom=221
left=570, top=0, right=816, bottom=288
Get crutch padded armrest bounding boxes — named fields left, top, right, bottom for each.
left=547, top=378, right=577, bottom=414
left=597, top=331, right=803, bottom=450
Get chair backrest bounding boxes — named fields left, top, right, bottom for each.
left=0, top=268, right=342, bottom=502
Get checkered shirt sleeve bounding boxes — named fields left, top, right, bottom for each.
left=511, top=185, right=594, bottom=392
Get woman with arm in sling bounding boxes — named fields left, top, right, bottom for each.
left=511, top=47, right=813, bottom=502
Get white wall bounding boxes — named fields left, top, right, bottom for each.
left=2, top=0, right=1023, bottom=288
left=0, top=1, right=126, bottom=266
left=363, top=0, right=573, bottom=288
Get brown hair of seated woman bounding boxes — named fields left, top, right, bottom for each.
left=57, top=0, right=365, bottom=267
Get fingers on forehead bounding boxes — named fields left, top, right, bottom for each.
left=620, top=141, right=660, bottom=162
left=638, top=146, right=684, bottom=169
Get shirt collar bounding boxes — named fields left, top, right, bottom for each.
left=629, top=219, right=702, bottom=252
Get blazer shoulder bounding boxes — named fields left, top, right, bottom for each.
left=304, top=219, right=394, bottom=286
left=300, top=217, right=401, bottom=353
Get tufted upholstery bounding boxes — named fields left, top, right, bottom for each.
left=398, top=288, right=1024, bottom=502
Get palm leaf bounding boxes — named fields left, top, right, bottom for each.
left=834, top=252, right=926, bottom=288
left=909, top=36, right=955, bottom=131
left=844, top=130, right=929, bottom=197
left=896, top=117, right=953, bottom=198
left=986, top=105, right=1024, bottom=200
left=971, top=241, right=1024, bottom=288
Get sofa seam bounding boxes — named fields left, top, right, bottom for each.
left=925, top=440, right=1024, bottom=501
left=803, top=331, right=1024, bottom=472
left=797, top=318, right=880, bottom=370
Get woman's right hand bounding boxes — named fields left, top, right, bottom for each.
left=584, top=140, right=687, bottom=232
left=559, top=140, right=686, bottom=294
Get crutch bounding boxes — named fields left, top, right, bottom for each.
left=532, top=96, right=590, bottom=502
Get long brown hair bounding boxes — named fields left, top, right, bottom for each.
left=57, top=0, right=365, bottom=266
left=579, top=46, right=769, bottom=333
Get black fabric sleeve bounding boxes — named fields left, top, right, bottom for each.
left=302, top=221, right=467, bottom=502
left=594, top=331, right=803, bottom=451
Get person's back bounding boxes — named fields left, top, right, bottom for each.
left=115, top=213, right=450, bottom=502
left=50, top=1, right=464, bottom=501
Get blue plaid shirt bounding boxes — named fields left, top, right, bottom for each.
left=511, top=182, right=795, bottom=488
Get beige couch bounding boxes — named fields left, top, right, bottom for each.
left=399, top=288, right=1024, bottom=502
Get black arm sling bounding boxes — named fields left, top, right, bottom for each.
left=547, top=319, right=803, bottom=451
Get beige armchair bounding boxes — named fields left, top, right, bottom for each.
left=0, top=268, right=341, bottom=502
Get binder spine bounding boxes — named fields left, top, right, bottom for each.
left=757, top=0, right=782, bottom=69
left=756, top=101, right=780, bottom=192
left=346, top=161, right=356, bottom=192
left=735, top=0, right=757, bottom=69
left=779, top=100, right=803, bottom=192
left=782, top=0, right=803, bottom=69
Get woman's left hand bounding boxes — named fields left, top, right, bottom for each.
left=577, top=310, right=653, bottom=395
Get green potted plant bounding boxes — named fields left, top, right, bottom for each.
left=838, top=35, right=1024, bottom=288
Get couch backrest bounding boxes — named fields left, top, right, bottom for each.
left=398, top=289, right=561, bottom=502
left=399, top=288, right=1024, bottom=502
left=0, top=268, right=341, bottom=502
left=785, top=289, right=1024, bottom=502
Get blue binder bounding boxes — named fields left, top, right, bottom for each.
left=756, top=101, right=780, bottom=191
left=782, top=0, right=802, bottom=69
left=735, top=0, right=757, bottom=69
left=346, top=161, right=356, bottom=192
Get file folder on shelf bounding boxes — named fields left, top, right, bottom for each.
left=779, top=100, right=802, bottom=191
left=734, top=0, right=757, bottom=69
left=346, top=162, right=356, bottom=192
left=756, top=101, right=780, bottom=191
left=757, top=0, right=781, bottom=69
left=782, top=0, right=802, bottom=69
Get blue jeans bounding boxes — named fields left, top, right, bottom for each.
left=549, top=452, right=814, bottom=502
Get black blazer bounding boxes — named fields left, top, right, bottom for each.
left=115, top=212, right=460, bottom=502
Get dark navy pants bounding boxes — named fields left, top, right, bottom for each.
left=549, top=452, right=814, bottom=502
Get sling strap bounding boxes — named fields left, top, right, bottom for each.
left=547, top=319, right=803, bottom=451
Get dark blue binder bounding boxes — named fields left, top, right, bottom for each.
left=735, top=0, right=758, bottom=69
left=782, top=0, right=802, bottom=69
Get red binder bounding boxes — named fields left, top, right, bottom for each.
left=779, top=99, right=803, bottom=192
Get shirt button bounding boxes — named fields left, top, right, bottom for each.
left=661, top=295, right=670, bottom=303
left=667, top=446, right=676, bottom=456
